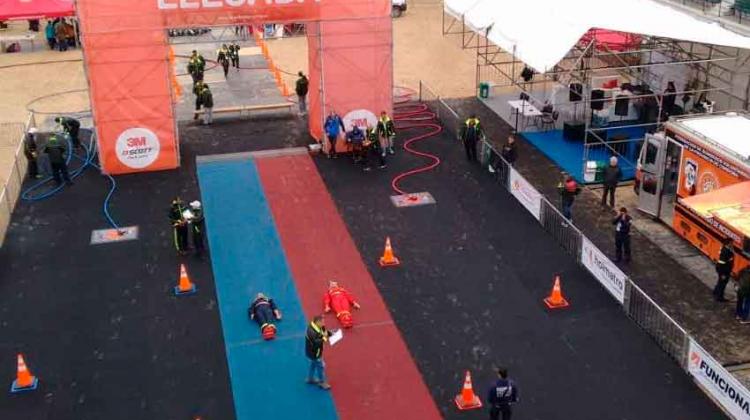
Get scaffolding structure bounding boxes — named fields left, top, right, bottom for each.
left=442, top=8, right=750, bottom=178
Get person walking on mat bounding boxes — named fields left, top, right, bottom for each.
left=305, top=315, right=334, bottom=390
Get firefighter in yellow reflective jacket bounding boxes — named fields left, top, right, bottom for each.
left=460, top=115, right=482, bottom=162
left=376, top=111, right=396, bottom=157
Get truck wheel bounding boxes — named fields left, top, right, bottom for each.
left=391, top=6, right=403, bottom=18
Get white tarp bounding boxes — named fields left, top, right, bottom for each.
left=445, top=0, right=750, bottom=72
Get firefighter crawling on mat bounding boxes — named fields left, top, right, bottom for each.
left=248, top=293, right=283, bottom=340
left=323, top=281, right=361, bottom=328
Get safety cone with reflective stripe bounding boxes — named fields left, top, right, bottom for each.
left=174, top=264, right=197, bottom=296
left=543, top=274, right=569, bottom=309
left=379, top=237, right=400, bottom=267
left=10, top=354, right=38, bottom=393
left=454, top=370, right=482, bottom=410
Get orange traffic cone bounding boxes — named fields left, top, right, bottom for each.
left=454, top=370, right=482, bottom=410
left=379, top=237, right=400, bottom=267
left=10, top=354, right=38, bottom=393
left=543, top=274, right=569, bottom=309
left=174, top=264, right=197, bottom=296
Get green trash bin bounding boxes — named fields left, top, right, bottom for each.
left=594, top=161, right=606, bottom=183
left=479, top=82, right=489, bottom=99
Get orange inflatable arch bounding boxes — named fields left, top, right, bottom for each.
left=76, top=0, right=393, bottom=174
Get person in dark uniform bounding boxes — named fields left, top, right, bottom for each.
left=612, top=207, right=632, bottom=263
left=187, top=50, right=206, bottom=86
left=305, top=315, right=334, bottom=390
left=248, top=292, right=283, bottom=340
left=55, top=116, right=81, bottom=148
left=487, top=367, right=519, bottom=420
left=189, top=201, right=205, bottom=256
left=346, top=125, right=366, bottom=165
left=24, top=128, right=40, bottom=179
left=192, top=81, right=206, bottom=121
left=363, top=125, right=386, bottom=171
left=228, top=42, right=241, bottom=70
left=501, top=136, right=517, bottom=166
left=217, top=44, right=230, bottom=78
left=714, top=237, right=735, bottom=302
left=44, top=134, right=72, bottom=186
left=169, top=197, right=188, bottom=255
left=461, top=115, right=481, bottom=162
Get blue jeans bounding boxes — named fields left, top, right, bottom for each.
left=308, top=358, right=326, bottom=383
left=737, top=294, right=750, bottom=320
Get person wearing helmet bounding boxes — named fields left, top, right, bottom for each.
left=169, top=197, right=189, bottom=255
left=323, top=280, right=361, bottom=328
left=217, top=44, right=230, bottom=78
left=44, top=134, right=72, bottom=186
left=248, top=293, right=283, bottom=340
left=189, top=200, right=206, bottom=256
left=55, top=116, right=81, bottom=149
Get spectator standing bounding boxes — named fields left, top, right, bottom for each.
left=487, top=367, right=519, bottom=420
left=295, top=71, right=309, bottom=115
left=305, top=315, right=334, bottom=390
left=54, top=19, right=67, bottom=51
left=612, top=207, right=632, bottom=263
left=736, top=267, right=750, bottom=323
left=324, top=110, right=345, bottom=159
left=45, top=21, right=56, bottom=50
left=501, top=136, right=517, bottom=166
left=713, top=237, right=735, bottom=302
left=558, top=175, right=580, bottom=223
left=601, top=156, right=621, bottom=207
left=24, top=128, right=40, bottom=179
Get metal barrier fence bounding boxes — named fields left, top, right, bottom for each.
left=0, top=116, right=33, bottom=246
left=419, top=79, right=746, bottom=418
left=419, top=81, right=461, bottom=140
left=624, top=282, right=690, bottom=364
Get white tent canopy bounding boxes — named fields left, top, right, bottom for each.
left=445, top=0, right=750, bottom=72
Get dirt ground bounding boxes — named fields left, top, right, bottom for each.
left=266, top=0, right=477, bottom=98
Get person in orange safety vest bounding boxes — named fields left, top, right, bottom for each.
left=323, top=280, right=361, bottom=328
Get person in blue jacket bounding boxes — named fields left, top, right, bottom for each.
left=45, top=21, right=56, bottom=50
left=324, top=110, right=345, bottom=159
left=487, top=367, right=519, bottom=420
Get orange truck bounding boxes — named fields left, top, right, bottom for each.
left=636, top=111, right=750, bottom=274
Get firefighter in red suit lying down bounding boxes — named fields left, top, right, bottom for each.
left=248, top=293, right=282, bottom=340
left=323, top=280, right=361, bottom=328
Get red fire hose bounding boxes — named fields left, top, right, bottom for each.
left=390, top=87, right=444, bottom=196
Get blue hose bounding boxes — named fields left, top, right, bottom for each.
left=21, top=132, right=122, bottom=232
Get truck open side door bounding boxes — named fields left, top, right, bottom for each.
left=637, top=133, right=667, bottom=217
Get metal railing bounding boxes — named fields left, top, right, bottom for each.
left=419, top=79, right=746, bottom=418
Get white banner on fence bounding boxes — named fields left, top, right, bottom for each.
left=509, top=168, right=541, bottom=220
left=580, top=237, right=626, bottom=304
left=689, top=340, right=750, bottom=420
